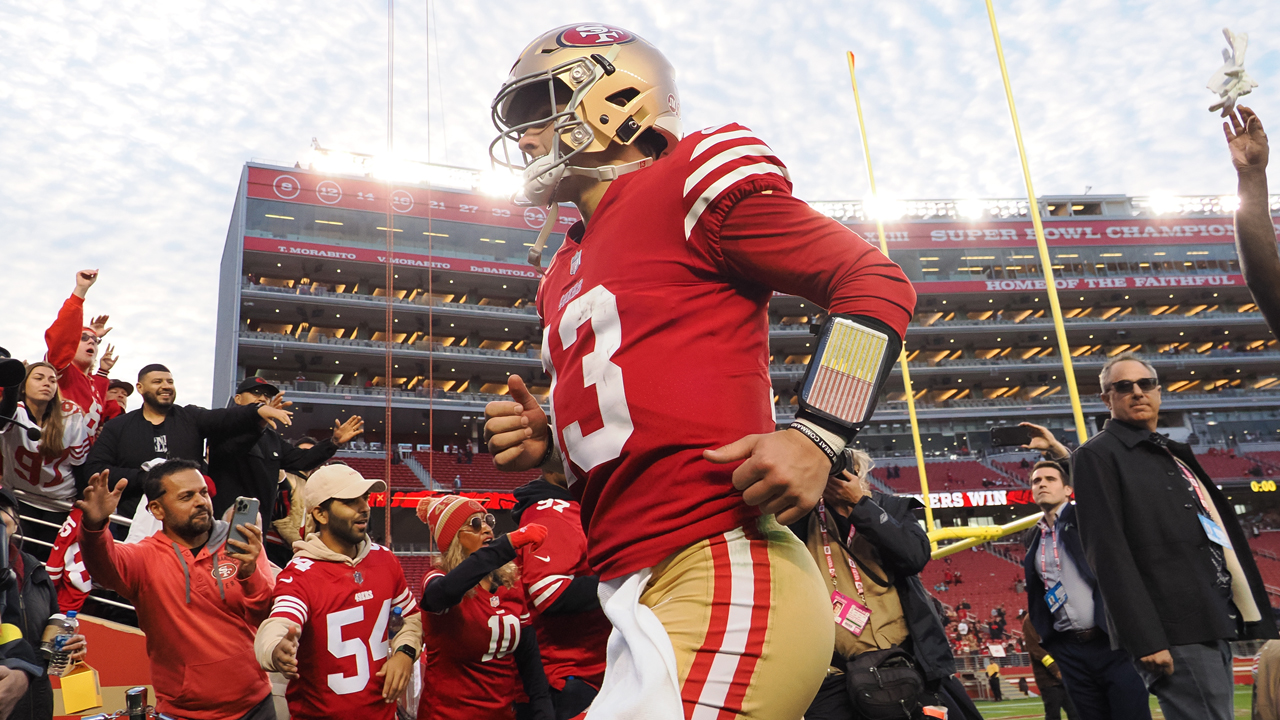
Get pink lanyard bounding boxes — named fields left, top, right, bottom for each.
left=1166, top=451, right=1212, bottom=515
left=817, top=501, right=866, bottom=600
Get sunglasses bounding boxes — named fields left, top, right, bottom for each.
left=464, top=514, right=496, bottom=532
left=80, top=333, right=100, bottom=345
left=1106, top=377, right=1159, bottom=395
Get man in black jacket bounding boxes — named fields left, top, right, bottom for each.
left=0, top=487, right=87, bottom=720
left=207, top=378, right=363, bottom=532
left=792, top=449, right=981, bottom=720
left=1074, top=353, right=1277, bottom=720
left=1023, top=460, right=1149, bottom=719
left=83, top=365, right=293, bottom=524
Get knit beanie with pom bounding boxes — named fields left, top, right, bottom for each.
left=417, top=495, right=487, bottom=550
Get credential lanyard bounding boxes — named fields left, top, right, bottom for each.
left=817, top=501, right=865, bottom=601
left=1165, top=450, right=1212, bottom=516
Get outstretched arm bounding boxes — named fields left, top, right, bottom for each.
left=1226, top=107, right=1280, bottom=333
left=421, top=537, right=518, bottom=612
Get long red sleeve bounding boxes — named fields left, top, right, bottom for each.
left=712, top=192, right=916, bottom=339
left=45, top=294, right=85, bottom=372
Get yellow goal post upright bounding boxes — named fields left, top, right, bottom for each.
left=845, top=51, right=937, bottom=549
left=848, top=0, right=1094, bottom=557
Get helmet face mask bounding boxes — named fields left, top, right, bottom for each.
left=490, top=24, right=682, bottom=207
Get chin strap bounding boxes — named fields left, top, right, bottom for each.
left=565, top=157, right=653, bottom=182
left=525, top=157, right=654, bottom=272
left=527, top=203, right=561, bottom=272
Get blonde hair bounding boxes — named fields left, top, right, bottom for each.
left=846, top=447, right=875, bottom=494
left=20, top=362, right=67, bottom=462
left=434, top=533, right=519, bottom=596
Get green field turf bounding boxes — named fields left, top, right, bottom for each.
left=971, top=685, right=1253, bottom=718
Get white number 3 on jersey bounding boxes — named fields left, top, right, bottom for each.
left=547, top=285, right=634, bottom=473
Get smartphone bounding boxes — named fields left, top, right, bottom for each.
left=229, top=496, right=260, bottom=549
left=990, top=425, right=1035, bottom=448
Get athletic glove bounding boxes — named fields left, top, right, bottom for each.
left=508, top=523, right=548, bottom=551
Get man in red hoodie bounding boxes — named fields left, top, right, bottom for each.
left=44, top=269, right=117, bottom=438
left=78, top=461, right=276, bottom=720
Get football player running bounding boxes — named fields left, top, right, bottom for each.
left=254, top=465, right=422, bottom=719
left=484, top=24, right=916, bottom=720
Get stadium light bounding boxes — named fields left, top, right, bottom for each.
left=863, top=195, right=905, bottom=221
left=1147, top=194, right=1181, bottom=215
left=956, top=199, right=986, bottom=220
left=476, top=169, right=524, bottom=198
left=1219, top=195, right=1241, bottom=213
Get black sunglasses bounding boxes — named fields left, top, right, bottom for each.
left=464, top=514, right=496, bottom=532
left=80, top=333, right=100, bottom=345
left=1106, top=377, right=1159, bottom=395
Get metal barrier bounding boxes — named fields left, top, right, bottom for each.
left=12, top=489, right=137, bottom=613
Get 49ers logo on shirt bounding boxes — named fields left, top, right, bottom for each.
left=215, top=562, right=237, bottom=580
left=557, top=25, right=635, bottom=47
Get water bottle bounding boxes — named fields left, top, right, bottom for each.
left=45, top=611, right=78, bottom=677
left=388, top=606, right=404, bottom=639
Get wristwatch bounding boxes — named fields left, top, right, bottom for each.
left=395, top=644, right=418, bottom=662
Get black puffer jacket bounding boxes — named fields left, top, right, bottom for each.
left=3, top=544, right=59, bottom=720
left=790, top=492, right=956, bottom=682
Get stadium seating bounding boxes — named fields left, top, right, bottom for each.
left=872, top=461, right=1021, bottom=493
left=922, top=546, right=1027, bottom=624
left=334, top=455, right=426, bottom=490
left=1193, top=452, right=1262, bottom=480
left=414, top=452, right=541, bottom=492
left=397, top=555, right=436, bottom=596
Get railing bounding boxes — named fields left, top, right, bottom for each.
left=13, top=489, right=136, bottom=612
left=239, top=331, right=540, bottom=361
left=242, top=281, right=539, bottom=315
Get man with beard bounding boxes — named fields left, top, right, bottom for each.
left=254, top=464, right=422, bottom=719
left=78, top=461, right=277, bottom=720
left=85, top=364, right=293, bottom=525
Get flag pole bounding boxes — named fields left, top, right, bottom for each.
left=846, top=52, right=937, bottom=546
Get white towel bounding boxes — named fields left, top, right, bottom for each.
left=587, top=568, right=684, bottom=720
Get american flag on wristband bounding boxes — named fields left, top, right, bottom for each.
left=804, top=318, right=889, bottom=424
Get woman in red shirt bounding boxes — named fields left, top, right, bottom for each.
left=416, top=496, right=554, bottom=720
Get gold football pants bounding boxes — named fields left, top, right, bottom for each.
left=641, top=516, right=833, bottom=720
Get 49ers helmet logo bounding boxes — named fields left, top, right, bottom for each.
left=557, top=24, right=635, bottom=47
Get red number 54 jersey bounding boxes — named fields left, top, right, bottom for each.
left=534, top=124, right=916, bottom=580
left=269, top=544, right=419, bottom=720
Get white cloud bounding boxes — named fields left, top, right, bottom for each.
left=0, top=0, right=1275, bottom=413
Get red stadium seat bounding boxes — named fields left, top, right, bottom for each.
left=413, top=452, right=541, bottom=492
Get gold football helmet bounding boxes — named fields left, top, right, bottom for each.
left=490, top=23, right=682, bottom=211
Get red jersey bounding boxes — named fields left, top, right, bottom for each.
left=418, top=570, right=531, bottom=720
left=269, top=544, right=420, bottom=720
left=516, top=496, right=609, bottom=689
left=44, top=294, right=109, bottom=438
left=534, top=124, right=915, bottom=580
left=46, top=508, right=92, bottom=612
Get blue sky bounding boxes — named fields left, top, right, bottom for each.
left=1, top=0, right=1277, bottom=406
